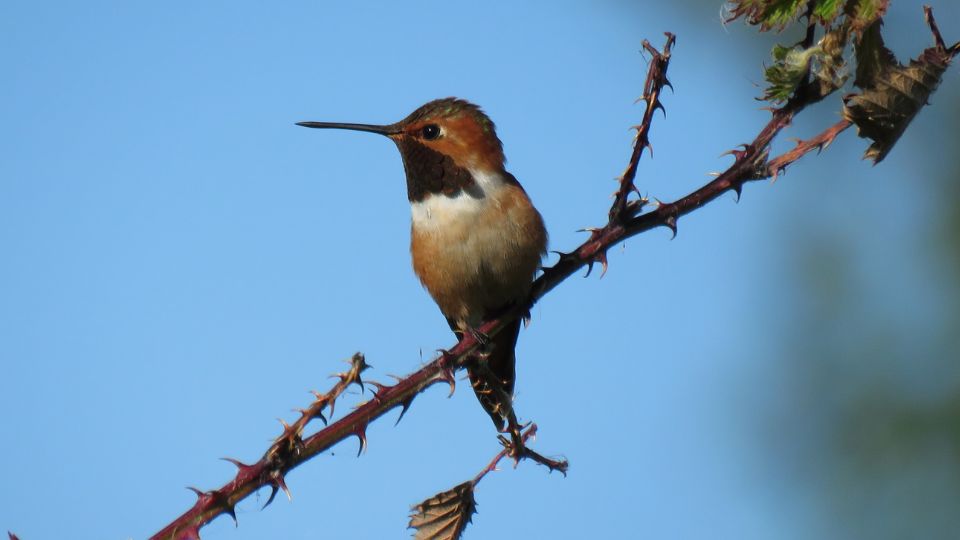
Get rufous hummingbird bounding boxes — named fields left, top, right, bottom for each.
left=298, top=98, right=547, bottom=430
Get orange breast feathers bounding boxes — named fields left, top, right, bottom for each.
left=409, top=171, right=546, bottom=329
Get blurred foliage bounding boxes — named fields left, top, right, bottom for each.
left=715, top=0, right=960, bottom=536
left=729, top=0, right=959, bottom=162
left=775, top=59, right=960, bottom=540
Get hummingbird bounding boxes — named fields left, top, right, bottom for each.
left=298, top=98, right=547, bottom=430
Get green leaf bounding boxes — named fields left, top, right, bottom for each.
left=763, top=0, right=807, bottom=30
left=813, top=0, right=846, bottom=24
left=764, top=44, right=818, bottom=102
left=845, top=0, right=890, bottom=33
left=727, top=0, right=806, bottom=31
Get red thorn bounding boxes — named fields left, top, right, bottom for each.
left=9, top=533, right=22, bottom=540
left=178, top=527, right=201, bottom=540
left=770, top=167, right=783, bottom=183
left=186, top=486, right=205, bottom=498
left=224, top=503, right=238, bottom=527
left=201, top=488, right=237, bottom=527
left=367, top=380, right=392, bottom=400
left=220, top=457, right=253, bottom=472
left=395, top=397, right=415, bottom=426
left=652, top=100, right=666, bottom=117
left=355, top=427, right=368, bottom=456
left=436, top=356, right=457, bottom=397
left=326, top=397, right=337, bottom=419
left=262, top=486, right=279, bottom=509
left=276, top=475, right=292, bottom=501
left=664, top=216, right=678, bottom=239
left=721, top=149, right=745, bottom=161
left=598, top=251, right=609, bottom=278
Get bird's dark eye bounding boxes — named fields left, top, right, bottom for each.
left=421, top=124, right=441, bottom=140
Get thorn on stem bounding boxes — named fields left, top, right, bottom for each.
left=179, top=527, right=201, bottom=540
left=263, top=472, right=292, bottom=509
left=224, top=502, right=238, bottom=527
left=597, top=251, right=609, bottom=278
left=436, top=355, right=457, bottom=397
left=276, top=475, right=292, bottom=501
left=220, top=457, right=253, bottom=472
left=664, top=215, right=678, bottom=239
left=368, top=380, right=392, bottom=402
left=395, top=396, right=415, bottom=426
left=355, top=427, right=368, bottom=456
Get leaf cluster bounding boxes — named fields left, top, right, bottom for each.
left=730, top=0, right=959, bottom=161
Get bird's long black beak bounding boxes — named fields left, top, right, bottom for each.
left=295, top=121, right=399, bottom=136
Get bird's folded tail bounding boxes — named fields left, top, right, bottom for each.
left=464, top=317, right=521, bottom=431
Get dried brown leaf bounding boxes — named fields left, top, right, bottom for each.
left=843, top=41, right=957, bottom=162
left=409, top=481, right=477, bottom=540
left=853, top=19, right=897, bottom=88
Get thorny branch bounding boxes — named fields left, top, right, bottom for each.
left=473, top=424, right=541, bottom=485
left=144, top=8, right=957, bottom=539
left=149, top=34, right=677, bottom=538
left=609, top=33, right=676, bottom=226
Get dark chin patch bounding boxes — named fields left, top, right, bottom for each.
left=395, top=138, right=479, bottom=202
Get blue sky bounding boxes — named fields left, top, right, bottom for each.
left=3, top=2, right=959, bottom=539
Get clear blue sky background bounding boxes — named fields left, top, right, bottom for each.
left=3, top=2, right=959, bottom=539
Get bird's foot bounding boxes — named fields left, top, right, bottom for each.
left=465, top=326, right=490, bottom=348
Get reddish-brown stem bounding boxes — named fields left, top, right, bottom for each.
left=151, top=23, right=896, bottom=539
left=609, top=33, right=675, bottom=224
left=472, top=424, right=540, bottom=485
